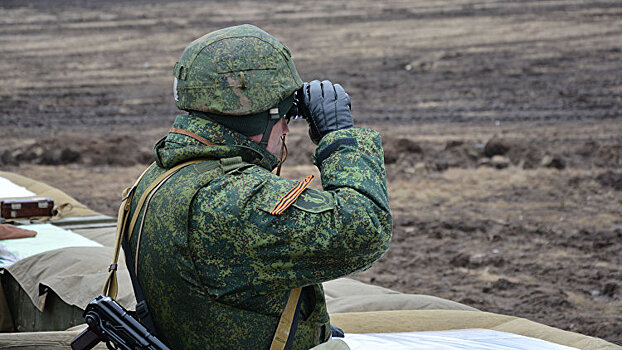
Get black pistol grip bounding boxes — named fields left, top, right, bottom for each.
left=70, top=327, right=102, bottom=350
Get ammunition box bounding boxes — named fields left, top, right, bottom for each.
left=1, top=198, right=54, bottom=219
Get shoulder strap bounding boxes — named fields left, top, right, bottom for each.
left=102, top=163, right=153, bottom=299
left=270, top=287, right=303, bottom=350
left=169, top=127, right=215, bottom=146
left=126, top=159, right=205, bottom=241
left=121, top=230, right=158, bottom=334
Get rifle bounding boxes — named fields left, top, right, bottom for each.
left=71, top=295, right=169, bottom=350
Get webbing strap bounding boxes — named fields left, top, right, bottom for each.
left=122, top=232, right=158, bottom=334
left=102, top=163, right=153, bottom=299
left=260, top=108, right=281, bottom=148
left=270, top=287, right=303, bottom=350
left=132, top=159, right=221, bottom=272
left=169, top=128, right=216, bottom=146
left=127, top=159, right=204, bottom=241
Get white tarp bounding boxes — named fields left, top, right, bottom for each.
left=1, top=223, right=102, bottom=260
left=0, top=177, right=36, bottom=198
left=340, top=329, right=579, bottom=350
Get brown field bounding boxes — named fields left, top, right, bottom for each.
left=1, top=0, right=621, bottom=345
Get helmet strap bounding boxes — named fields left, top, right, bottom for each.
left=259, top=108, right=281, bottom=148
left=276, top=135, right=288, bottom=176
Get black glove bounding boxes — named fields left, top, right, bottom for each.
left=301, top=80, right=354, bottom=144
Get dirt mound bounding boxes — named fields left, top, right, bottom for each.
left=483, top=137, right=510, bottom=158
left=383, top=138, right=424, bottom=165
left=0, top=135, right=153, bottom=166
left=594, top=144, right=622, bottom=168
left=596, top=171, right=622, bottom=191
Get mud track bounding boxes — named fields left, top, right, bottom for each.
left=1, top=0, right=621, bottom=345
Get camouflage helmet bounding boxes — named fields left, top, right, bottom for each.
left=173, top=24, right=303, bottom=116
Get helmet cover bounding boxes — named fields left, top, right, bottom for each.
left=174, top=24, right=303, bottom=116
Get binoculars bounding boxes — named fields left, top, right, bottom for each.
left=285, top=88, right=308, bottom=123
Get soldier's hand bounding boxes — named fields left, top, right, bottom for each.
left=302, top=80, right=354, bottom=145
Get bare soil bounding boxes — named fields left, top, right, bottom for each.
left=1, top=0, right=621, bottom=345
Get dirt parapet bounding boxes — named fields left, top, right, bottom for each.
left=380, top=134, right=622, bottom=178
left=0, top=135, right=153, bottom=166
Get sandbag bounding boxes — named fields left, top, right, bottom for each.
left=73, top=226, right=118, bottom=247
left=6, top=246, right=136, bottom=312
left=324, top=278, right=477, bottom=313
left=328, top=310, right=620, bottom=350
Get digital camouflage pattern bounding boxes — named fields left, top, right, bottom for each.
left=125, top=114, right=392, bottom=349
left=174, top=24, right=303, bottom=116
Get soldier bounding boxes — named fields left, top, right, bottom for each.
left=123, top=24, right=392, bottom=349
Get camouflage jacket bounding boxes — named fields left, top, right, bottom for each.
left=124, top=114, right=392, bottom=349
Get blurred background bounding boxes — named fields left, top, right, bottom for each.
left=0, top=0, right=620, bottom=344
